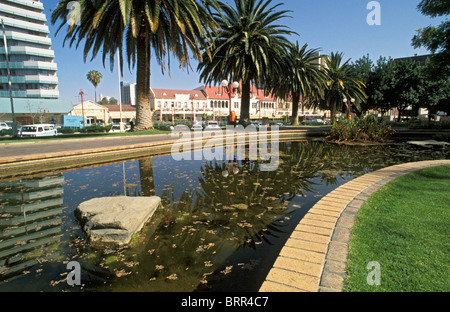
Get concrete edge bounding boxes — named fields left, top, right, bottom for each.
left=259, top=159, right=450, bottom=292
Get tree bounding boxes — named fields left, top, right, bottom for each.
left=86, top=70, right=103, bottom=103
left=417, top=65, right=450, bottom=119
left=319, top=52, right=366, bottom=124
left=271, top=42, right=327, bottom=125
left=412, top=0, right=450, bottom=78
left=378, top=59, right=423, bottom=122
left=52, top=0, right=219, bottom=131
left=197, top=0, right=294, bottom=125
left=99, top=97, right=118, bottom=105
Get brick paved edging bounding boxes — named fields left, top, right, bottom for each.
left=259, top=159, right=450, bottom=292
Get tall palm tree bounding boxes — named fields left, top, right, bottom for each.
left=86, top=70, right=103, bottom=103
left=319, top=52, right=367, bottom=124
left=52, top=0, right=219, bottom=131
left=197, top=0, right=294, bottom=125
left=271, top=42, right=327, bottom=125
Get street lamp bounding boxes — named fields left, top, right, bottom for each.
left=343, top=97, right=355, bottom=120
left=221, top=79, right=240, bottom=124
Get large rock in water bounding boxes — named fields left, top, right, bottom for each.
left=75, top=196, right=161, bottom=245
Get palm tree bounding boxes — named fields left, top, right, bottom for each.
left=86, top=70, right=103, bottom=103
left=318, top=52, right=367, bottom=124
left=197, top=0, right=295, bottom=125
left=271, top=42, right=327, bottom=125
left=52, top=0, right=219, bottom=131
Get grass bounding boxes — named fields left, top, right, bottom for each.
left=344, top=165, right=450, bottom=292
left=0, top=129, right=171, bottom=144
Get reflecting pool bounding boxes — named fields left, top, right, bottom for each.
left=0, top=140, right=448, bottom=292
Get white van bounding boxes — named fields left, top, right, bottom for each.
left=204, top=121, right=221, bottom=131
left=0, top=122, right=11, bottom=130
left=19, top=124, right=57, bottom=138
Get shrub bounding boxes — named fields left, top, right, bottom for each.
left=83, top=124, right=111, bottom=133
left=327, top=116, right=394, bottom=143
left=57, top=127, right=76, bottom=134
left=0, top=129, right=12, bottom=136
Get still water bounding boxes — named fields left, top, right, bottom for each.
left=0, top=140, right=448, bottom=292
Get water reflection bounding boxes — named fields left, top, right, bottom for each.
left=0, top=141, right=448, bottom=292
left=0, top=174, right=64, bottom=282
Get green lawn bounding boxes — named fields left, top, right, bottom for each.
left=344, top=165, right=450, bottom=292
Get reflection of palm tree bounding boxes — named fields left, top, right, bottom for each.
left=139, top=159, right=155, bottom=196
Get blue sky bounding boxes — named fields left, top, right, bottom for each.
left=43, top=0, right=445, bottom=104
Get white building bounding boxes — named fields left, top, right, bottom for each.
left=0, top=0, right=72, bottom=125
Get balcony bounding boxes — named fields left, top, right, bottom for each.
left=3, top=31, right=52, bottom=46
left=7, top=0, right=44, bottom=10
left=1, top=16, right=49, bottom=34
left=26, top=89, right=59, bottom=98
left=0, top=60, right=58, bottom=71
left=0, top=46, right=55, bottom=58
left=0, top=2, right=46, bottom=22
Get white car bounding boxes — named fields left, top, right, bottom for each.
left=204, top=121, right=221, bottom=131
left=191, top=124, right=203, bottom=131
left=0, top=122, right=11, bottom=131
left=109, top=124, right=130, bottom=133
left=19, top=124, right=57, bottom=137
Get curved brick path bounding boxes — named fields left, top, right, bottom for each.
left=259, top=159, right=450, bottom=292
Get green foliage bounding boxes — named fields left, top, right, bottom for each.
left=57, top=127, right=75, bottom=134
left=83, top=124, right=112, bottom=133
left=327, top=116, right=394, bottom=143
left=52, top=0, right=219, bottom=130
left=86, top=70, right=103, bottom=102
left=355, top=56, right=445, bottom=122
left=317, top=52, right=367, bottom=123
left=0, top=129, right=12, bottom=136
left=271, top=42, right=327, bottom=125
left=98, top=97, right=118, bottom=105
left=197, top=0, right=294, bottom=122
left=412, top=0, right=450, bottom=78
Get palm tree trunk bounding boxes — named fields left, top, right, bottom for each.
left=291, top=94, right=300, bottom=125
left=239, top=79, right=251, bottom=126
left=134, top=28, right=153, bottom=131
left=330, top=99, right=337, bottom=124
left=95, top=87, right=97, bottom=103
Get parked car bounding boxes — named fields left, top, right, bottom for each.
left=109, top=123, right=130, bottom=133
left=0, top=122, right=11, bottom=131
left=191, top=124, right=203, bottom=131
left=19, top=124, right=57, bottom=137
left=173, top=124, right=190, bottom=132
left=305, top=119, right=324, bottom=125
left=204, top=121, right=221, bottom=131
